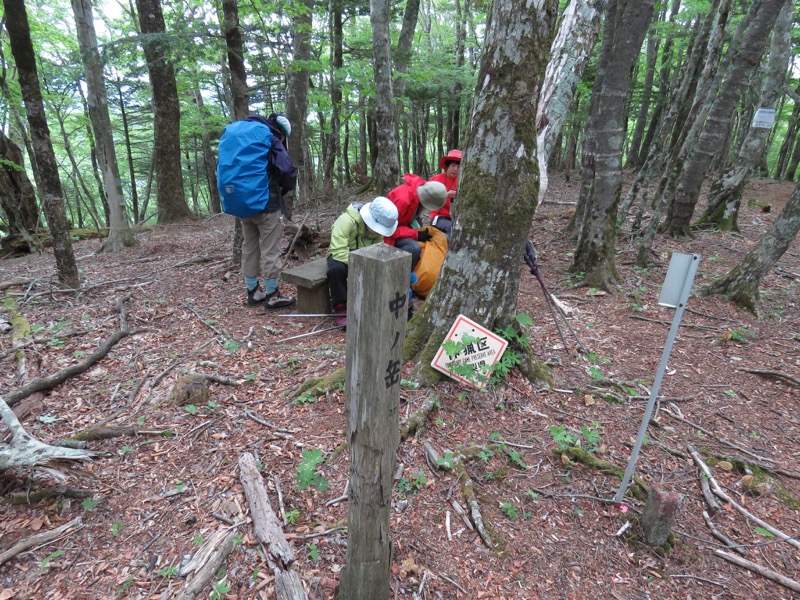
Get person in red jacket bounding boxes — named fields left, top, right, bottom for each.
left=385, top=174, right=447, bottom=270
left=429, top=149, right=462, bottom=237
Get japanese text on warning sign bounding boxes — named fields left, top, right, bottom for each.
left=431, top=314, right=508, bottom=389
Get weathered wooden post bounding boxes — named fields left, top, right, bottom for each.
left=339, top=244, right=410, bottom=599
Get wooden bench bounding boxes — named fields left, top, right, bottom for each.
left=281, top=256, right=330, bottom=314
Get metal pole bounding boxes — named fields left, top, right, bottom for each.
left=614, top=254, right=700, bottom=503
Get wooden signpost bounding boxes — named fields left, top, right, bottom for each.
left=339, top=245, right=411, bottom=599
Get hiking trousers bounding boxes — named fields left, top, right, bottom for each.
left=241, top=211, right=282, bottom=282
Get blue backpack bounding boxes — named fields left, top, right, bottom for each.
left=216, top=120, right=273, bottom=218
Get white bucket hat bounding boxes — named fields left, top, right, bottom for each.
left=417, top=181, right=447, bottom=210
left=360, top=197, right=399, bottom=237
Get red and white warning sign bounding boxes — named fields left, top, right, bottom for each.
left=431, top=314, right=509, bottom=389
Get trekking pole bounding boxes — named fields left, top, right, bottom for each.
left=524, top=240, right=588, bottom=355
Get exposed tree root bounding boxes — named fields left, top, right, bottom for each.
left=291, top=368, right=345, bottom=400
left=399, top=395, right=440, bottom=439
left=559, top=447, right=650, bottom=501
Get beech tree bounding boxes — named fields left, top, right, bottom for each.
left=3, top=0, right=79, bottom=288
left=404, top=0, right=558, bottom=381
left=702, top=182, right=800, bottom=312
left=571, top=0, right=657, bottom=290
left=71, top=0, right=138, bottom=251
left=135, top=0, right=192, bottom=224
left=369, top=0, right=400, bottom=192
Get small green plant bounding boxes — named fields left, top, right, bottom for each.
left=580, top=422, right=603, bottom=453
left=211, top=579, right=231, bottom=600
left=38, top=415, right=58, bottom=425
left=727, top=327, right=755, bottom=343
left=307, top=543, right=320, bottom=561
left=436, top=452, right=456, bottom=470
left=193, top=534, right=203, bottom=545
left=400, top=378, right=420, bottom=388
left=291, top=393, right=317, bottom=405
left=119, top=445, right=133, bottom=456
left=136, top=416, right=146, bottom=426
left=184, top=404, right=199, bottom=415
left=396, top=472, right=427, bottom=495
left=526, top=490, right=540, bottom=502
left=223, top=339, right=240, bottom=353
left=285, top=509, right=301, bottom=525
left=51, top=319, right=71, bottom=333
left=82, top=497, right=100, bottom=511
left=40, top=550, right=65, bottom=570
left=31, top=324, right=45, bottom=333
left=207, top=400, right=219, bottom=410
left=157, top=566, right=177, bottom=578
left=232, top=533, right=245, bottom=546
left=500, top=502, right=518, bottom=519
left=550, top=425, right=578, bottom=451
left=724, top=389, right=737, bottom=398
left=296, top=448, right=330, bottom=491
left=116, top=575, right=135, bottom=595
left=502, top=446, right=528, bottom=470
left=111, top=521, right=124, bottom=537
left=175, top=481, right=186, bottom=492
left=244, top=373, right=257, bottom=381
left=73, top=350, right=86, bottom=358
left=477, top=449, right=493, bottom=462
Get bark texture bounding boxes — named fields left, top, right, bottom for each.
left=72, top=0, right=137, bottom=251
left=572, top=0, right=656, bottom=290
left=136, top=0, right=192, bottom=224
left=0, top=128, right=39, bottom=237
left=3, top=0, right=79, bottom=287
left=404, top=0, right=558, bottom=378
left=702, top=180, right=800, bottom=312
left=368, top=0, right=400, bottom=192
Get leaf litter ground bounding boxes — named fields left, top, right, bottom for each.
left=0, top=176, right=798, bottom=599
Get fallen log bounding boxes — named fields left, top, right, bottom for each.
left=714, top=550, right=800, bottom=594
left=239, top=452, right=307, bottom=600
left=0, top=517, right=83, bottom=567
left=176, top=528, right=238, bottom=600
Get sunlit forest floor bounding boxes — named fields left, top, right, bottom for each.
left=1, top=174, right=798, bottom=599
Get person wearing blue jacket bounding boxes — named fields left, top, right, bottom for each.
left=218, top=113, right=297, bottom=310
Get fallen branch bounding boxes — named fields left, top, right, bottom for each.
left=0, top=517, right=83, bottom=567
left=688, top=446, right=721, bottom=514
left=689, top=445, right=800, bottom=552
left=703, top=511, right=745, bottom=556
left=714, top=550, right=800, bottom=594
left=5, top=295, right=137, bottom=408
left=738, top=368, right=799, bottom=388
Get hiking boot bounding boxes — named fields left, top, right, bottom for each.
left=247, top=285, right=268, bottom=306
left=333, top=303, right=347, bottom=329
left=265, top=289, right=296, bottom=310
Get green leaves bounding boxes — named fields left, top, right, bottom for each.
left=296, top=448, right=329, bottom=491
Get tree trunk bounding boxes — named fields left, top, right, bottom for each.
left=72, top=0, right=138, bottom=251
left=626, top=5, right=661, bottom=169
left=0, top=128, right=39, bottom=239
left=404, top=0, right=558, bottom=380
left=662, top=0, right=786, bottom=236
left=4, top=0, right=79, bottom=288
left=369, top=0, right=400, bottom=192
left=702, top=179, right=800, bottom=312
left=285, top=0, right=313, bottom=205
left=696, top=0, right=794, bottom=231
left=323, top=0, right=342, bottom=195
left=136, top=0, right=192, bottom=224
left=572, top=0, right=656, bottom=290
left=114, top=78, right=140, bottom=221
left=536, top=0, right=604, bottom=205
left=192, top=87, right=221, bottom=214
left=222, top=0, right=248, bottom=120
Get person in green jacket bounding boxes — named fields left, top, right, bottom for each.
left=327, top=197, right=399, bottom=328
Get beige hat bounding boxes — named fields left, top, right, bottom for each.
left=417, top=181, right=447, bottom=210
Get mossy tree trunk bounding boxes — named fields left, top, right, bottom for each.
left=404, top=0, right=558, bottom=381
left=702, top=180, right=800, bottom=312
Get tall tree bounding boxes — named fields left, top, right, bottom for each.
left=696, top=0, right=795, bottom=231
left=369, top=0, right=400, bottom=191
left=702, top=181, right=800, bottom=312
left=662, top=0, right=787, bottom=236
left=285, top=0, right=313, bottom=202
left=71, top=0, right=138, bottom=251
left=571, top=0, right=657, bottom=290
left=536, top=0, right=604, bottom=204
left=3, top=0, right=79, bottom=287
left=404, top=0, right=558, bottom=380
left=135, top=0, right=192, bottom=223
